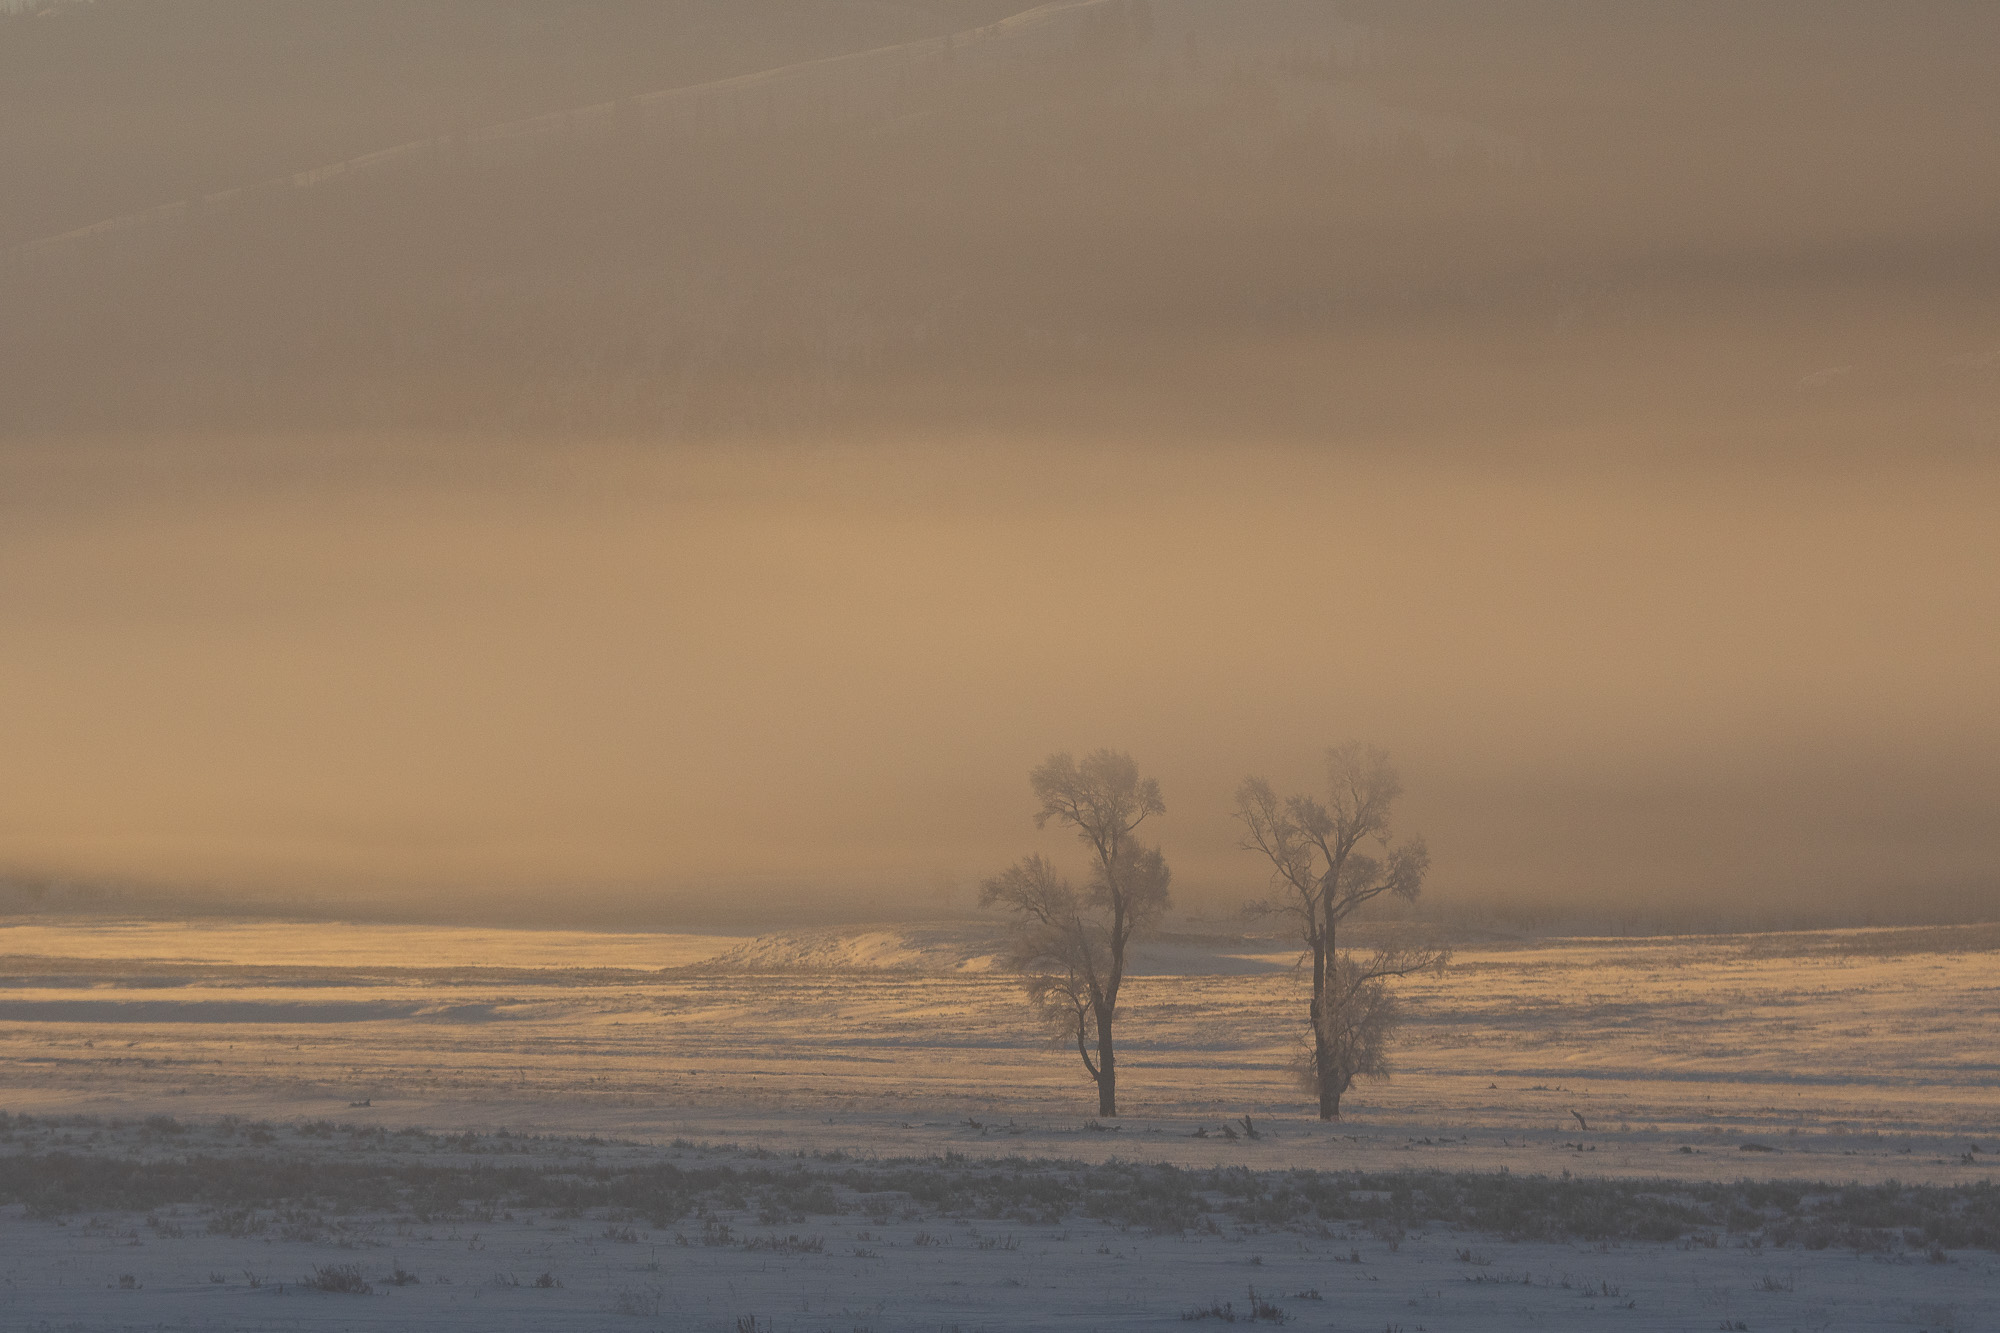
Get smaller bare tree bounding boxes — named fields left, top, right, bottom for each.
left=1237, top=743, right=1447, bottom=1119
left=982, top=750, right=1169, bottom=1117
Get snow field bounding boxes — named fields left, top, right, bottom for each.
left=2, top=1115, right=1996, bottom=1332
left=1, top=919, right=1996, bottom=1328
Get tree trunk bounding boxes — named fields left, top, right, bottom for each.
left=1311, top=924, right=1335, bottom=1120
left=1310, top=990, right=1337, bottom=1119
left=1316, top=1063, right=1342, bottom=1120
left=1096, top=1007, right=1118, bottom=1116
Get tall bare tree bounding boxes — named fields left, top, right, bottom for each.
left=1236, top=743, right=1446, bottom=1119
left=982, top=750, right=1168, bottom=1117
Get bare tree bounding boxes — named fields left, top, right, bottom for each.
left=981, top=750, right=1169, bottom=1117
left=1236, top=743, right=1447, bottom=1119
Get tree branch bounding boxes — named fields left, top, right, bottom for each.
left=1075, top=1012, right=1101, bottom=1082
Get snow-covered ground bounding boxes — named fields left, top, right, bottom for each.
left=1, top=917, right=1996, bottom=1329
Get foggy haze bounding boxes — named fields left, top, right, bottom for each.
left=2, top=1, right=1995, bottom=929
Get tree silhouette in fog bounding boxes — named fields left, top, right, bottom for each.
left=982, top=750, right=1168, bottom=1118
left=1236, top=743, right=1447, bottom=1119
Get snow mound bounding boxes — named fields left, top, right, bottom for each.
left=692, top=926, right=1294, bottom=975
left=695, top=926, right=1007, bottom=974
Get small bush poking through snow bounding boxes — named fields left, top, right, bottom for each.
left=1181, top=1286, right=1290, bottom=1323
left=299, top=1263, right=370, bottom=1295
left=612, top=1284, right=662, bottom=1316
left=744, top=1233, right=823, bottom=1253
